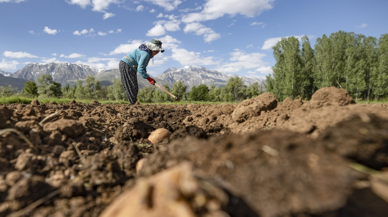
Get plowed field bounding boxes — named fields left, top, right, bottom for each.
left=1, top=87, right=388, bottom=217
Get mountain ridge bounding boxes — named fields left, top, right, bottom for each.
left=156, top=65, right=266, bottom=90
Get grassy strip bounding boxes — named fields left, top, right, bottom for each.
left=0, top=96, right=32, bottom=104
left=0, top=96, right=237, bottom=105
left=355, top=99, right=388, bottom=104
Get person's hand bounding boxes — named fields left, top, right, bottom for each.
left=147, top=77, right=156, bottom=85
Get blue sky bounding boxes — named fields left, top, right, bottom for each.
left=0, top=0, right=387, bottom=79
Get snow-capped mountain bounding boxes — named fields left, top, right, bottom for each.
left=10, top=62, right=99, bottom=85
left=0, top=73, right=27, bottom=90
left=0, top=69, right=11, bottom=77
left=156, top=65, right=266, bottom=90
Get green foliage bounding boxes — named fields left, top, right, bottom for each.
left=224, top=76, right=246, bottom=101
left=138, top=86, right=156, bottom=103
left=189, top=84, right=209, bottom=101
left=268, top=31, right=388, bottom=101
left=375, top=34, right=388, bottom=99
left=107, top=78, right=128, bottom=101
left=245, top=82, right=263, bottom=99
left=171, top=81, right=188, bottom=101
left=0, top=85, right=15, bottom=97
left=36, top=74, right=62, bottom=98
left=23, top=81, right=38, bottom=97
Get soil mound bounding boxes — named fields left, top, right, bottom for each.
left=311, top=86, right=355, bottom=106
left=102, top=162, right=256, bottom=217
left=281, top=96, right=303, bottom=110
left=319, top=113, right=388, bottom=170
left=139, top=130, right=368, bottom=216
left=31, top=99, right=40, bottom=106
left=231, top=92, right=278, bottom=122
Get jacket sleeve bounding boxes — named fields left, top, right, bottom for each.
left=137, top=52, right=151, bottom=79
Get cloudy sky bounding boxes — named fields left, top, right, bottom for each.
left=0, top=0, right=387, bottom=78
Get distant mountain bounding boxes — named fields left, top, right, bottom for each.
left=96, top=68, right=173, bottom=89
left=0, top=73, right=27, bottom=90
left=7, top=62, right=172, bottom=89
left=156, top=65, right=266, bottom=90
left=11, top=62, right=98, bottom=85
left=0, top=69, right=11, bottom=77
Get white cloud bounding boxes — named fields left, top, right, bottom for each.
left=40, top=57, right=62, bottom=64
left=91, top=0, right=120, bottom=12
left=109, top=40, right=145, bottom=55
left=43, top=26, right=58, bottom=35
left=204, top=50, right=215, bottom=53
left=261, top=35, right=306, bottom=50
left=67, top=0, right=91, bottom=8
left=73, top=28, right=95, bottom=36
left=357, top=23, right=368, bottom=28
left=216, top=49, right=268, bottom=73
left=150, top=9, right=156, bottom=13
left=182, top=0, right=274, bottom=23
left=60, top=53, right=85, bottom=58
left=0, top=0, right=26, bottom=3
left=98, top=29, right=121, bottom=36
left=144, top=0, right=182, bottom=11
left=74, top=57, right=119, bottom=70
left=146, top=24, right=166, bottom=36
left=255, top=66, right=272, bottom=75
left=171, top=48, right=217, bottom=66
left=179, top=6, right=202, bottom=13
left=136, top=5, right=144, bottom=11
left=146, top=16, right=181, bottom=37
left=0, top=59, right=19, bottom=71
left=183, top=23, right=220, bottom=43
left=29, top=30, right=35, bottom=35
left=67, top=0, right=120, bottom=19
left=163, top=20, right=180, bottom=31
left=156, top=13, right=163, bottom=18
left=103, top=12, right=115, bottom=19
left=250, top=21, right=266, bottom=27
left=246, top=44, right=253, bottom=48
left=148, top=55, right=170, bottom=68
left=52, top=53, right=57, bottom=56
left=73, top=29, right=88, bottom=35
left=158, top=35, right=181, bottom=49
left=3, top=51, right=38, bottom=58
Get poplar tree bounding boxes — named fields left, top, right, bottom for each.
left=375, top=34, right=388, bottom=99
left=314, top=34, right=333, bottom=88
left=300, top=35, right=315, bottom=99
left=267, top=41, right=286, bottom=100
left=363, top=36, right=378, bottom=101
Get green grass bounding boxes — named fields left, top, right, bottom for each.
left=354, top=98, right=388, bottom=104
left=0, top=96, right=238, bottom=105
left=0, top=96, right=32, bottom=104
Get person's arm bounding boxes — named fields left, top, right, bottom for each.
left=137, top=52, right=151, bottom=79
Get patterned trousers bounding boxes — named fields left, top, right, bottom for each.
left=119, top=60, right=138, bottom=104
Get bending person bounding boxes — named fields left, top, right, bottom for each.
left=119, top=39, right=164, bottom=104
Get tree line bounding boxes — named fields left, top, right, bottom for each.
left=266, top=31, right=388, bottom=101
left=0, top=74, right=264, bottom=103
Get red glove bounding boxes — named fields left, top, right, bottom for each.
left=147, top=77, right=156, bottom=85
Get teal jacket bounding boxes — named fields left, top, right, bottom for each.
left=121, top=48, right=151, bottom=79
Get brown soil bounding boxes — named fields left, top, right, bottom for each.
left=0, top=86, right=388, bottom=217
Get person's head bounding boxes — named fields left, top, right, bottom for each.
left=145, top=39, right=165, bottom=56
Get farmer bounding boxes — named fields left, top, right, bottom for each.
left=119, top=39, right=165, bottom=104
